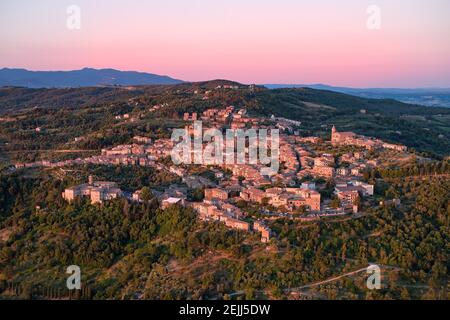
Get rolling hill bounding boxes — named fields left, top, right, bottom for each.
left=0, top=68, right=183, bottom=88
left=265, top=84, right=450, bottom=108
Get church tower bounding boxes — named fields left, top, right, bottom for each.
left=331, top=125, right=337, bottom=144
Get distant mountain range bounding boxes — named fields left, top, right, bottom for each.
left=265, top=84, right=450, bottom=108
left=0, top=68, right=183, bottom=88
left=1, top=68, right=449, bottom=108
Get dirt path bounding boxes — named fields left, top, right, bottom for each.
left=287, top=267, right=369, bottom=292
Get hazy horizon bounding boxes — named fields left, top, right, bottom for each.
left=3, top=67, right=450, bottom=90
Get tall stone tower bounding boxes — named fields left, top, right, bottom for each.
left=331, top=125, right=337, bottom=144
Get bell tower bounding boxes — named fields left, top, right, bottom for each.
left=331, top=125, right=337, bottom=143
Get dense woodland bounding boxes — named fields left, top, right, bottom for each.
left=0, top=166, right=448, bottom=300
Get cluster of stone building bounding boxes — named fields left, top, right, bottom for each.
left=191, top=188, right=272, bottom=243
left=182, top=106, right=234, bottom=128
left=240, top=186, right=321, bottom=212
left=331, top=126, right=407, bottom=152
left=15, top=136, right=173, bottom=169
left=183, top=106, right=262, bottom=131
left=291, top=131, right=389, bottom=182
left=186, top=182, right=322, bottom=242
left=334, top=180, right=374, bottom=212
left=62, top=176, right=123, bottom=204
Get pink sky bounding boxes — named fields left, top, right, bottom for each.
left=1, top=0, right=450, bottom=87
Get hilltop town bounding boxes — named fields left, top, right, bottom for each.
left=13, top=102, right=412, bottom=245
